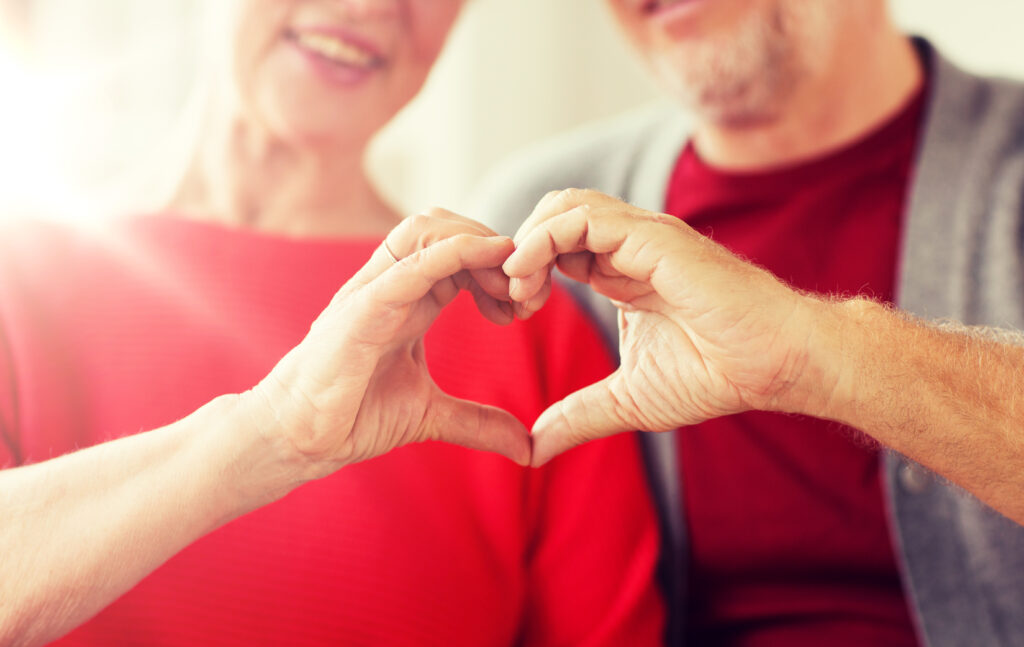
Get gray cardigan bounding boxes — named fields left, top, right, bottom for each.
left=473, top=42, right=1024, bottom=647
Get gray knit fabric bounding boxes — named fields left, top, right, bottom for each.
left=472, top=41, right=1024, bottom=647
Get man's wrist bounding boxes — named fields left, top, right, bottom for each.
left=772, top=295, right=881, bottom=424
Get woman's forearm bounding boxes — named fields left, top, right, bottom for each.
left=0, top=394, right=303, bottom=647
left=0, top=220, right=525, bottom=647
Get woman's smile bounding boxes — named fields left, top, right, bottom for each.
left=285, top=27, right=385, bottom=86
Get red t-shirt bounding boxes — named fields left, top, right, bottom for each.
left=0, top=215, right=664, bottom=646
left=665, top=89, right=926, bottom=646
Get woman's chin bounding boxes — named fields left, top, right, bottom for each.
left=251, top=56, right=398, bottom=151
left=256, top=96, right=391, bottom=153
left=274, top=122, right=379, bottom=153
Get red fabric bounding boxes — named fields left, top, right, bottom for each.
left=0, top=215, right=663, bottom=646
left=664, top=89, right=926, bottom=646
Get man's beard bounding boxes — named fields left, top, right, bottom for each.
left=649, top=0, right=838, bottom=126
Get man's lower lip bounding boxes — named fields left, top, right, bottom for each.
left=289, top=39, right=378, bottom=87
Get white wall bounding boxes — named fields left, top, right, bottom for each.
left=2, top=1, right=1023, bottom=219
left=891, top=0, right=1024, bottom=79
left=368, top=0, right=660, bottom=215
left=0, top=0, right=204, bottom=217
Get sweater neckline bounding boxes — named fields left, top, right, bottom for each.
left=675, top=80, right=928, bottom=200
left=133, top=212, right=387, bottom=250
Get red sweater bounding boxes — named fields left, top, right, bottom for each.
left=665, top=88, right=926, bottom=646
left=0, top=215, right=664, bottom=647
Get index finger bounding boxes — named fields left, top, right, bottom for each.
left=504, top=206, right=687, bottom=308
left=347, top=208, right=503, bottom=291
left=504, top=205, right=633, bottom=280
left=373, top=234, right=515, bottom=308
left=511, top=188, right=616, bottom=247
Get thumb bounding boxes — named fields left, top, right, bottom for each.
left=530, top=371, right=635, bottom=467
left=424, top=393, right=532, bottom=466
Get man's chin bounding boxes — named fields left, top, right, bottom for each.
left=650, top=49, right=790, bottom=127
left=694, top=100, right=785, bottom=129
left=639, top=0, right=837, bottom=127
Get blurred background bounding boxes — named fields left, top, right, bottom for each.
left=0, top=0, right=1022, bottom=221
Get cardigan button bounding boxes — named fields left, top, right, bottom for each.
left=899, top=462, right=931, bottom=494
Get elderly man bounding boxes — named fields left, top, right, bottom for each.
left=476, top=1, right=1024, bottom=645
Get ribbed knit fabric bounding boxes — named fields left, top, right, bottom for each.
left=0, top=214, right=664, bottom=647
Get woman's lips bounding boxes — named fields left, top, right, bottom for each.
left=285, top=27, right=385, bottom=86
left=642, top=0, right=708, bottom=19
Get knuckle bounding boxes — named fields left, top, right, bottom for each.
left=436, top=234, right=467, bottom=254
left=647, top=211, right=683, bottom=229
left=420, top=206, right=450, bottom=220
left=415, top=240, right=438, bottom=261
left=411, top=215, right=446, bottom=252
left=407, top=212, right=433, bottom=230
left=559, top=187, right=584, bottom=203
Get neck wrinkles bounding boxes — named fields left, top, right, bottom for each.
left=178, top=115, right=401, bottom=239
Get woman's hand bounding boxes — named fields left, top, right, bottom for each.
left=246, top=209, right=531, bottom=481
left=0, top=211, right=530, bottom=647
left=504, top=189, right=823, bottom=466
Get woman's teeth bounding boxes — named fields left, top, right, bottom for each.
left=293, top=32, right=380, bottom=68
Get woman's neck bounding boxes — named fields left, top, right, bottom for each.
left=177, top=121, right=401, bottom=239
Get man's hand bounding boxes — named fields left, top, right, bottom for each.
left=247, top=208, right=531, bottom=481
left=503, top=189, right=1024, bottom=528
left=503, top=189, right=830, bottom=466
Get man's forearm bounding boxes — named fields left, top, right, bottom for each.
left=797, top=297, right=1024, bottom=523
left=0, top=394, right=303, bottom=647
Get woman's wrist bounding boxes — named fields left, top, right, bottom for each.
left=190, top=391, right=319, bottom=520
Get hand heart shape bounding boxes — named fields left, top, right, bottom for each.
left=247, top=208, right=532, bottom=479
left=502, top=189, right=825, bottom=467
left=249, top=192, right=823, bottom=475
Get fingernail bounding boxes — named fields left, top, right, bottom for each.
left=502, top=255, right=522, bottom=276
left=512, top=301, right=528, bottom=320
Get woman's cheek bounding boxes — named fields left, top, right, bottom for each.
left=234, top=3, right=294, bottom=109
left=407, top=1, right=462, bottom=58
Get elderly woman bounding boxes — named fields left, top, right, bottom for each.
left=0, top=1, right=663, bottom=646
